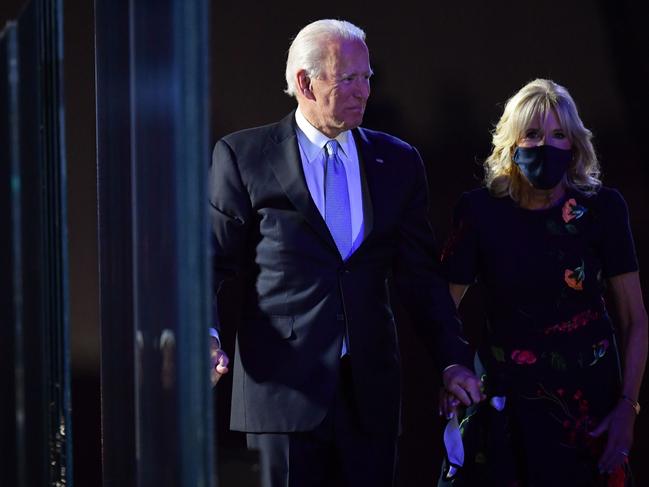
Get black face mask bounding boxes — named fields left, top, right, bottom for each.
left=512, top=145, right=572, bottom=190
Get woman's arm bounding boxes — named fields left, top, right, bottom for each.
left=610, top=271, right=648, bottom=404
left=591, top=271, right=648, bottom=473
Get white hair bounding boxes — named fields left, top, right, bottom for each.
left=284, top=19, right=367, bottom=97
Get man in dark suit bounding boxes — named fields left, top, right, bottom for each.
left=209, top=18, right=483, bottom=487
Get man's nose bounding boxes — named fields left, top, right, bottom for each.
left=355, top=79, right=370, bottom=99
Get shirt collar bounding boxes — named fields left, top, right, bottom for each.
left=295, top=106, right=352, bottom=164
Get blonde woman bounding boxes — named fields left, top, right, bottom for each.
left=439, top=79, right=647, bottom=486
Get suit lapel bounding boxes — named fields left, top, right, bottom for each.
left=353, top=127, right=376, bottom=240
left=266, top=112, right=338, bottom=251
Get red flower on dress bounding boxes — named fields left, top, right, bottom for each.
left=543, top=309, right=600, bottom=335
left=562, top=198, right=587, bottom=223
left=511, top=349, right=537, bottom=365
left=530, top=385, right=598, bottom=449
left=565, top=262, right=585, bottom=291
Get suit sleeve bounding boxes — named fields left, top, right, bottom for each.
left=209, top=139, right=253, bottom=329
left=392, top=146, right=473, bottom=371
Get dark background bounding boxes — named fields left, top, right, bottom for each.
left=2, top=0, right=647, bottom=485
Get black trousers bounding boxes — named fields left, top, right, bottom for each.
left=246, top=356, right=398, bottom=487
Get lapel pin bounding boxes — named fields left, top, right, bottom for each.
left=376, top=158, right=384, bottom=164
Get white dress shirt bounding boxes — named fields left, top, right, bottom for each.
left=294, top=107, right=365, bottom=255
left=295, top=108, right=364, bottom=355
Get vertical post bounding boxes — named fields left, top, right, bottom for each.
left=95, top=0, right=214, bottom=485
left=39, top=1, right=73, bottom=483
left=0, top=21, right=20, bottom=487
left=171, top=1, right=214, bottom=485
left=0, top=0, right=72, bottom=484
left=94, top=0, right=137, bottom=484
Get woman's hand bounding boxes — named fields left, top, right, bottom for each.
left=589, top=399, right=636, bottom=474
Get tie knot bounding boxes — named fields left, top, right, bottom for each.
left=325, top=139, right=339, bottom=157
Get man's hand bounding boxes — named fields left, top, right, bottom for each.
left=442, top=364, right=485, bottom=407
left=210, top=336, right=230, bottom=386
left=438, top=387, right=461, bottom=420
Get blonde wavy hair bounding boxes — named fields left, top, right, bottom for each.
left=484, top=79, right=601, bottom=201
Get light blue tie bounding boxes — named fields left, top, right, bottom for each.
left=324, top=140, right=352, bottom=259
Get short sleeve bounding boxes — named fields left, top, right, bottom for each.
left=598, top=188, right=639, bottom=278
left=441, top=192, right=480, bottom=285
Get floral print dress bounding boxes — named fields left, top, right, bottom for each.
left=439, top=187, right=638, bottom=487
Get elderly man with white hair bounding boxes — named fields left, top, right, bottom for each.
left=209, top=18, right=482, bottom=487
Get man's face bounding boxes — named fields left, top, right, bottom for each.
left=306, top=38, right=372, bottom=138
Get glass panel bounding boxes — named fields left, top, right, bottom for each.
left=0, top=1, right=72, bottom=485
left=0, top=20, right=20, bottom=487
left=96, top=0, right=214, bottom=485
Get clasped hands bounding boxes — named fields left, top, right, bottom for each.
left=439, top=364, right=485, bottom=419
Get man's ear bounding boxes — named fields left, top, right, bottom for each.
left=296, top=70, right=315, bottom=100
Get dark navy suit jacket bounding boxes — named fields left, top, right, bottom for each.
left=209, top=111, right=472, bottom=436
